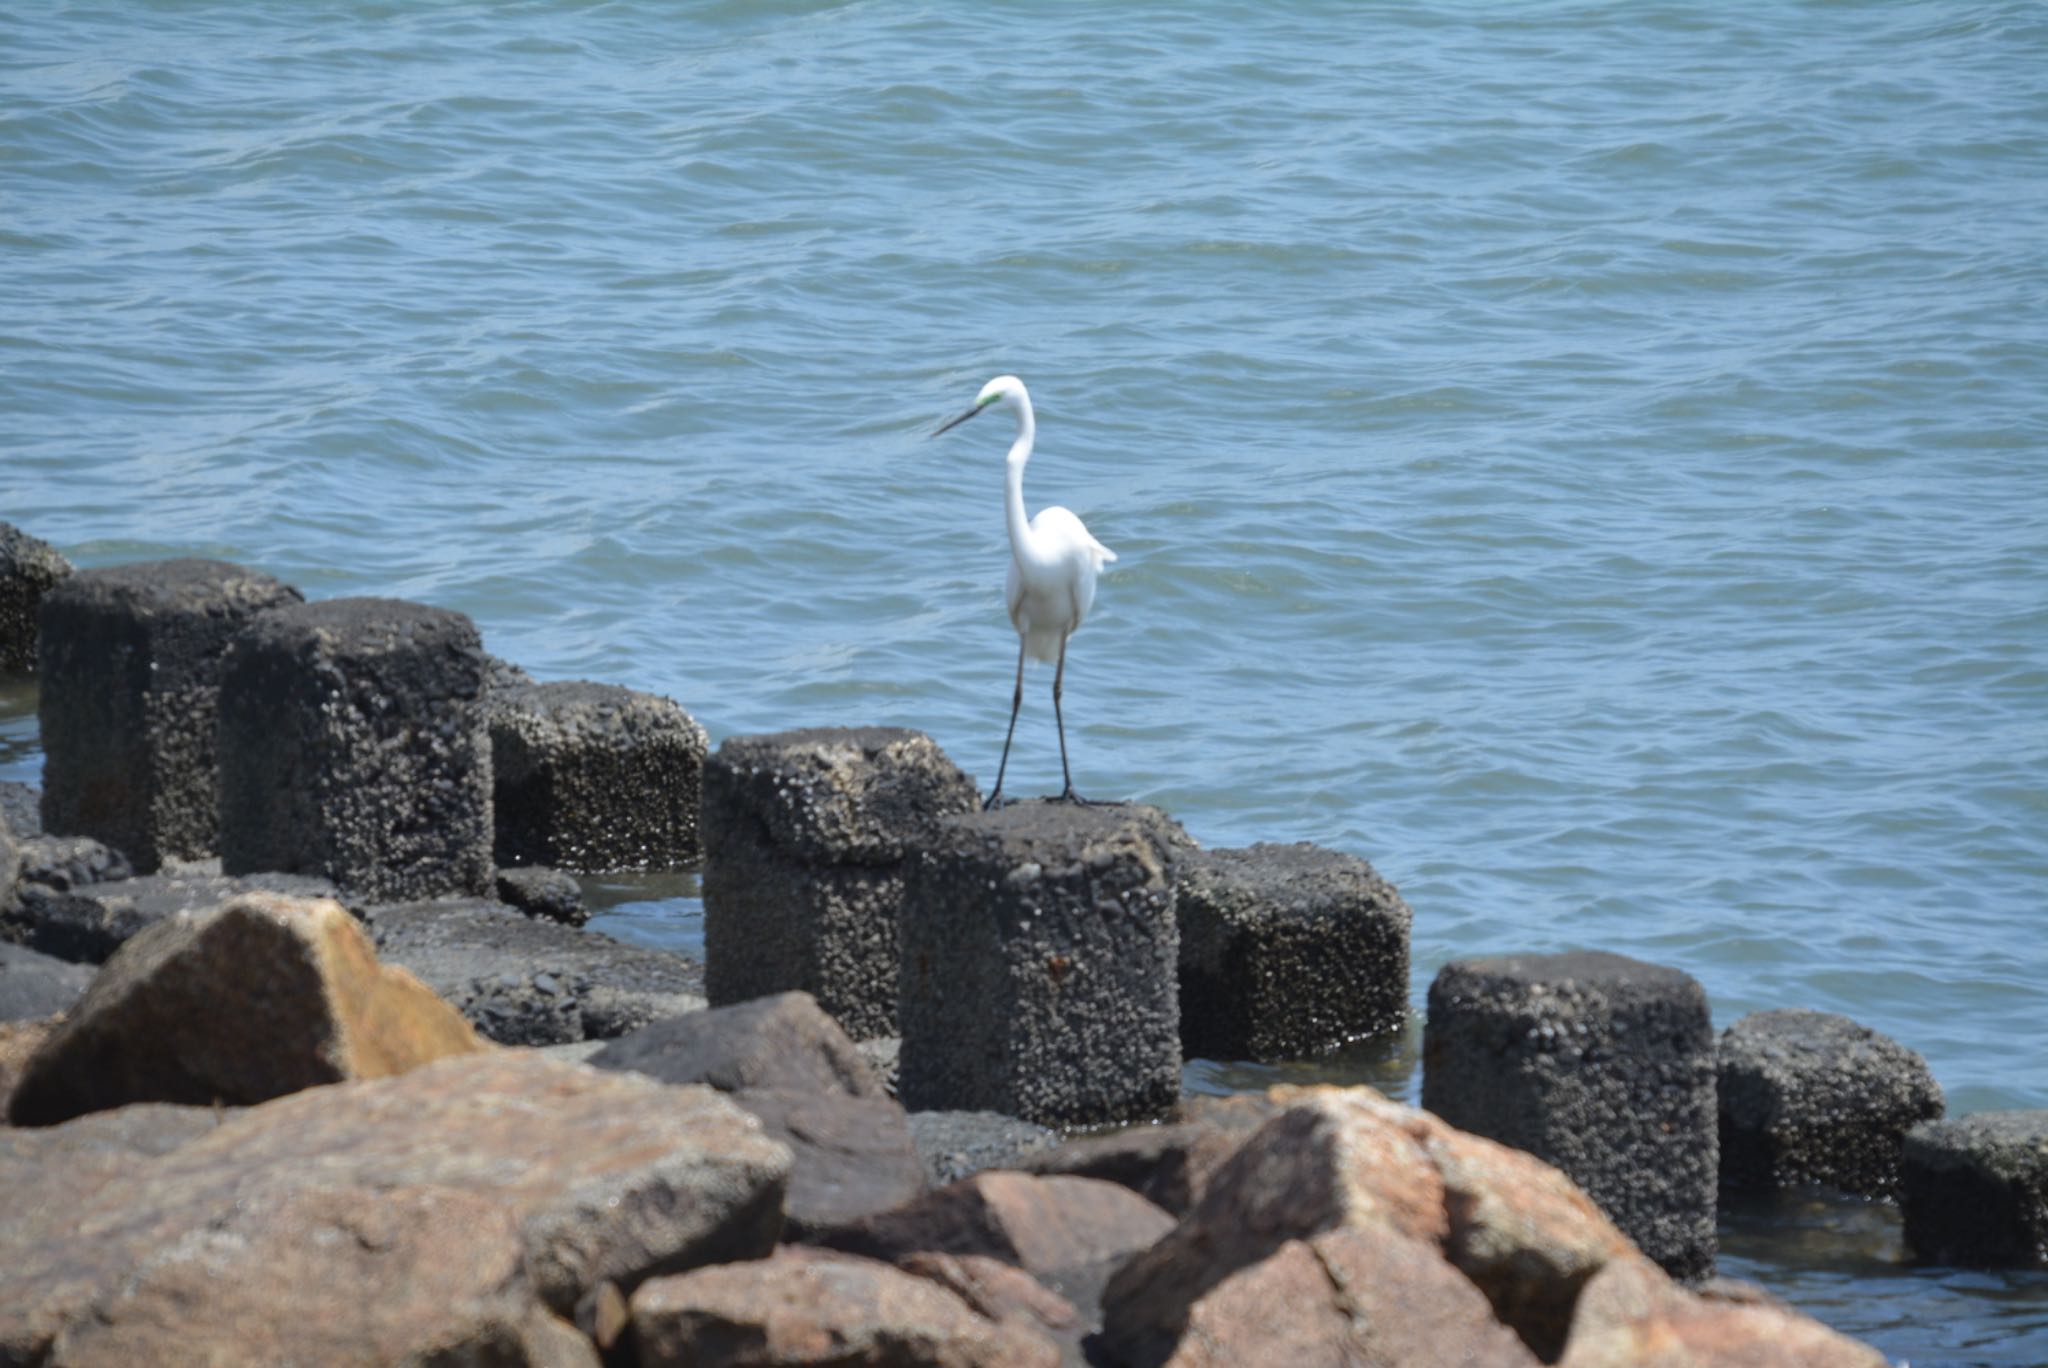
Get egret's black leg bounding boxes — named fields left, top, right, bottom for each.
left=1052, top=633, right=1104, bottom=805
left=985, top=641, right=1026, bottom=810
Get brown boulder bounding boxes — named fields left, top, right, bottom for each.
left=7, top=891, right=486, bottom=1125
left=1021, top=1091, right=1287, bottom=1216
left=1558, top=1255, right=1890, bottom=1368
left=0, top=1050, right=790, bottom=1364
left=822, top=1170, right=1175, bottom=1312
left=1099, top=1089, right=1449, bottom=1367
left=632, top=1246, right=1060, bottom=1367
left=1164, top=1226, right=1540, bottom=1368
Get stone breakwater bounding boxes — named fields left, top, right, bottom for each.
left=0, top=529, right=2034, bottom=1364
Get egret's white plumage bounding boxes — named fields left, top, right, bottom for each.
left=933, top=375, right=1115, bottom=806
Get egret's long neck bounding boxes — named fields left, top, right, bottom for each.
left=1003, top=397, right=1035, bottom=558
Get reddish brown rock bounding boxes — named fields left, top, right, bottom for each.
left=7, top=892, right=487, bottom=1125
left=897, top=1251, right=1082, bottom=1340
left=0, top=1051, right=790, bottom=1365
left=0, top=1016, right=57, bottom=1118
left=822, top=1170, right=1175, bottom=1311
left=1558, top=1255, right=1889, bottom=1368
left=632, top=1246, right=1060, bottom=1367
left=1100, top=1089, right=1449, bottom=1368
left=1164, top=1226, right=1539, bottom=1368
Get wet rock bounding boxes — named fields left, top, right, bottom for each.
left=1902, top=1110, right=2048, bottom=1267
left=1557, top=1254, right=1888, bottom=1367
left=1424, top=951, right=1719, bottom=1280
left=0, top=942, right=93, bottom=1022
left=1, top=867, right=336, bottom=964
left=1021, top=1090, right=1288, bottom=1216
left=363, top=896, right=705, bottom=1045
left=11, top=833, right=132, bottom=894
left=0, top=523, right=72, bottom=676
left=0, top=1051, right=788, bottom=1365
left=496, top=863, right=590, bottom=926
left=1177, top=841, right=1410, bottom=1062
left=704, top=726, right=979, bottom=1039
left=588, top=989, right=884, bottom=1098
left=1099, top=1086, right=1635, bottom=1368
left=900, top=800, right=1192, bottom=1126
left=908, top=1109, right=1062, bottom=1188
left=632, top=1245, right=1060, bottom=1368
left=730, top=1088, right=928, bottom=1242
left=38, top=558, right=301, bottom=870
left=8, top=891, right=486, bottom=1125
left=489, top=680, right=710, bottom=872
left=1163, top=1226, right=1540, bottom=1368
left=819, top=1170, right=1176, bottom=1325
left=217, top=596, right=492, bottom=902
left=1719, top=1007, right=1944, bottom=1198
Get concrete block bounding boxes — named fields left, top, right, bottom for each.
left=898, top=800, right=1192, bottom=1127
left=1719, top=1008, right=1944, bottom=1197
left=0, top=523, right=71, bottom=676
left=1903, top=1111, right=2048, bottom=1267
left=702, top=727, right=977, bottom=1039
left=1177, top=841, right=1410, bottom=1062
left=1423, top=950, right=1718, bottom=1280
left=37, top=559, right=301, bottom=870
left=487, top=680, right=708, bottom=872
left=217, top=597, right=491, bottom=903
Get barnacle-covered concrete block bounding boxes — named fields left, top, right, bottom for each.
left=1423, top=950, right=1718, bottom=1280
left=1902, top=1111, right=2048, bottom=1267
left=702, top=727, right=978, bottom=1040
left=1719, top=1008, right=1943, bottom=1198
left=217, top=597, right=491, bottom=903
left=0, top=523, right=72, bottom=677
left=38, top=559, right=302, bottom=870
left=487, top=681, right=708, bottom=872
left=899, top=800, right=1192, bottom=1127
left=1177, top=841, right=1410, bottom=1062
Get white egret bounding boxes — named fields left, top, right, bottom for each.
left=933, top=375, right=1116, bottom=808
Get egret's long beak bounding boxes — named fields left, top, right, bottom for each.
left=931, top=404, right=984, bottom=438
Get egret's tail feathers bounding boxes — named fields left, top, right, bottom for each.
left=1092, top=537, right=1117, bottom=566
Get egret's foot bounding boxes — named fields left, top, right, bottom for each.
left=1054, top=786, right=1113, bottom=807
left=983, top=790, right=1010, bottom=812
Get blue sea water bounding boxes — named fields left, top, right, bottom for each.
left=3, top=2, right=2044, bottom=1360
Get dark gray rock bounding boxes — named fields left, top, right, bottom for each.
left=728, top=1087, right=927, bottom=1243
left=1719, top=1008, right=1944, bottom=1198
left=38, top=559, right=302, bottom=870
left=362, top=897, right=704, bottom=1046
left=488, top=680, right=708, bottom=873
left=586, top=989, right=884, bottom=1099
left=217, top=597, right=492, bottom=903
left=13, top=835, right=132, bottom=894
left=1177, top=841, right=1410, bottom=1062
left=0, top=941, right=94, bottom=1021
left=702, top=727, right=978, bottom=1040
left=1020, top=1093, right=1288, bottom=1217
left=0, top=523, right=72, bottom=676
left=1903, top=1111, right=2048, bottom=1267
left=1423, top=950, right=1719, bottom=1281
left=0, top=782, right=40, bottom=838
left=494, top=865, right=588, bottom=927
left=1, top=869, right=338, bottom=964
left=899, top=800, right=1191, bottom=1127
left=906, top=1111, right=1062, bottom=1189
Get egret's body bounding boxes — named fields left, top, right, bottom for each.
left=934, top=375, right=1115, bottom=806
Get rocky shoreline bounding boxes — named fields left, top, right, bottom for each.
left=2, top=525, right=2041, bottom=1366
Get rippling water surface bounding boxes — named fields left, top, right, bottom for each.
left=4, top=3, right=2044, bottom=1359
